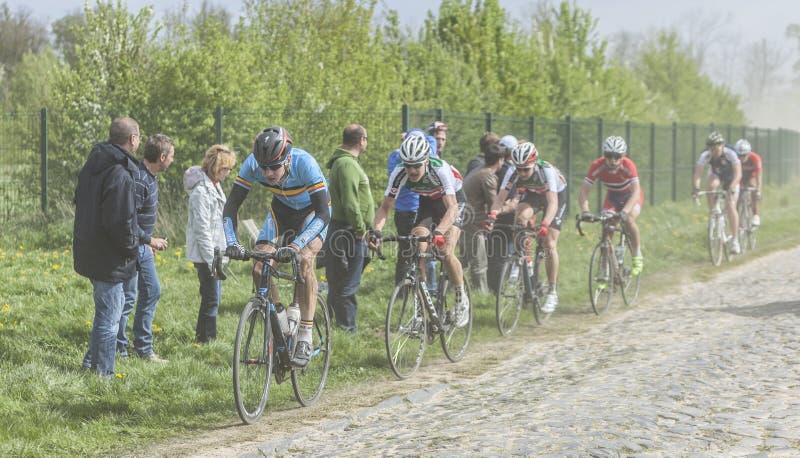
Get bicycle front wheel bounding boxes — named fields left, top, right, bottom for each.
left=588, top=243, right=613, bottom=315
left=385, top=281, right=425, bottom=379
left=619, top=238, right=640, bottom=307
left=530, top=248, right=551, bottom=324
left=439, top=273, right=471, bottom=362
left=708, top=215, right=723, bottom=266
left=291, top=295, right=331, bottom=406
left=495, top=259, right=523, bottom=335
left=233, top=298, right=273, bottom=424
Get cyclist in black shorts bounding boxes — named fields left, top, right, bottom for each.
left=370, top=133, right=470, bottom=327
left=485, top=142, right=567, bottom=313
left=692, top=131, right=742, bottom=254
left=223, top=126, right=330, bottom=367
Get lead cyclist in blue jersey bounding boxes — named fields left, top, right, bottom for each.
left=223, top=126, right=330, bottom=368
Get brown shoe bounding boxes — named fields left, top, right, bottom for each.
left=141, top=353, right=168, bottom=364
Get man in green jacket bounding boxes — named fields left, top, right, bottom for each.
left=325, top=124, right=374, bottom=333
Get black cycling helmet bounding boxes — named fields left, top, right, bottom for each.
left=253, top=126, right=293, bottom=167
left=706, top=131, right=725, bottom=148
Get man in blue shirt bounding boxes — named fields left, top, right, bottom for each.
left=116, top=134, right=174, bottom=363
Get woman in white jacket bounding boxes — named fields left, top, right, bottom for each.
left=185, top=145, right=236, bottom=342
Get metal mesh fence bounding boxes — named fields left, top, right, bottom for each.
left=2, top=106, right=798, bottom=242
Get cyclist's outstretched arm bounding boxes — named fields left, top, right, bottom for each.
left=372, top=195, right=395, bottom=233
left=622, top=181, right=640, bottom=215
left=578, top=181, right=593, bottom=213
left=692, top=164, right=704, bottom=192
left=488, top=188, right=510, bottom=215
left=542, top=190, right=558, bottom=226
left=222, top=185, right=249, bottom=234
left=433, top=193, right=458, bottom=235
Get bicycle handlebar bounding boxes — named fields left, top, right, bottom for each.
left=574, top=212, right=622, bottom=237
left=371, top=234, right=435, bottom=261
left=213, top=247, right=304, bottom=284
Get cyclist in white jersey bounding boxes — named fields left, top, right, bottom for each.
left=370, top=133, right=470, bottom=327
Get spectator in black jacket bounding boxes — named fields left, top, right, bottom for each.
left=75, top=117, right=141, bottom=377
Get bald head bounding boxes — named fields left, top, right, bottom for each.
left=342, top=124, right=366, bottom=148
left=109, top=117, right=140, bottom=146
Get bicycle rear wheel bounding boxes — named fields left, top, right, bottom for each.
left=530, top=248, right=551, bottom=324
left=708, top=214, right=723, bottom=266
left=588, top=243, right=613, bottom=315
left=233, top=298, right=273, bottom=424
left=495, top=259, right=523, bottom=335
left=291, top=295, right=331, bottom=406
left=385, top=281, right=425, bottom=379
left=619, top=238, right=640, bottom=306
left=439, top=273, right=471, bottom=362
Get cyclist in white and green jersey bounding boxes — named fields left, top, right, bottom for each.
left=371, top=133, right=469, bottom=327
left=485, top=142, right=567, bottom=313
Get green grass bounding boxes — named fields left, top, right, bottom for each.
left=1, top=180, right=799, bottom=456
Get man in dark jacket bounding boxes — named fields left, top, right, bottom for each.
left=75, top=117, right=141, bottom=377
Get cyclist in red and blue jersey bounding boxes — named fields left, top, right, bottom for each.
left=734, top=138, right=763, bottom=227
left=371, top=134, right=470, bottom=328
left=485, top=142, right=567, bottom=313
left=692, top=131, right=742, bottom=254
left=223, top=126, right=330, bottom=368
left=578, top=135, right=645, bottom=275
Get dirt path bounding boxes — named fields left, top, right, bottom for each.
left=142, top=245, right=800, bottom=457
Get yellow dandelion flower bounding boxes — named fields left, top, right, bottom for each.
left=186, top=262, right=194, bottom=268
left=192, top=342, right=201, bottom=349
left=15, top=253, right=23, bottom=258
left=320, top=275, right=327, bottom=282
left=152, top=323, right=162, bottom=333
left=0, top=322, right=4, bottom=328
left=174, top=250, right=182, bottom=257
left=115, top=372, right=127, bottom=378
left=85, top=320, right=92, bottom=327
left=52, top=264, right=61, bottom=270
left=18, top=245, right=23, bottom=250
left=63, top=249, right=70, bottom=254
left=2, top=303, right=9, bottom=312
left=364, top=266, right=374, bottom=273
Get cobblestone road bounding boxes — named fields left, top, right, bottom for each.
left=246, top=247, right=800, bottom=456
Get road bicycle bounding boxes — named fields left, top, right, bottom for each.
left=493, top=223, right=550, bottom=336
left=576, top=212, right=641, bottom=314
left=213, top=247, right=331, bottom=424
left=375, top=234, right=472, bottom=380
left=737, top=186, right=758, bottom=253
left=694, top=190, right=731, bottom=266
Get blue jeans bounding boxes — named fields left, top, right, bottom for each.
left=326, top=224, right=366, bottom=333
left=117, top=245, right=161, bottom=357
left=82, top=280, right=126, bottom=377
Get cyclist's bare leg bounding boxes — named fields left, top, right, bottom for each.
left=296, top=238, right=322, bottom=322
left=411, top=226, right=431, bottom=281
left=748, top=177, right=760, bottom=216
left=545, top=229, right=560, bottom=286
left=441, top=226, right=463, bottom=289
left=253, top=242, right=280, bottom=304
left=514, top=202, right=535, bottom=256
left=623, top=204, right=642, bottom=256
left=726, top=187, right=740, bottom=238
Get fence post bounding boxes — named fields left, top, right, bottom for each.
left=528, top=116, right=535, bottom=142
left=691, top=123, right=697, bottom=167
left=777, top=128, right=784, bottom=185
left=40, top=108, right=48, bottom=214
left=565, top=115, right=572, bottom=215
left=214, top=105, right=223, bottom=145
left=435, top=108, right=444, bottom=122
left=649, top=122, right=656, bottom=206
left=402, top=104, right=410, bottom=133
left=765, top=129, right=772, bottom=185
left=485, top=112, right=493, bottom=133
left=671, top=122, right=677, bottom=201
left=625, top=121, right=631, bottom=150
left=596, top=118, right=603, bottom=211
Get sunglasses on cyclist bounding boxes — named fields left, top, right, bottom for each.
left=403, top=162, right=424, bottom=169
left=260, top=162, right=285, bottom=171
left=604, top=152, right=623, bottom=160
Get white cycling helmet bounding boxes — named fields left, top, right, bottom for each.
left=603, top=136, right=627, bottom=156
left=734, top=139, right=752, bottom=156
left=399, top=132, right=431, bottom=164
left=511, top=142, right=538, bottom=168
left=499, top=135, right=518, bottom=150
